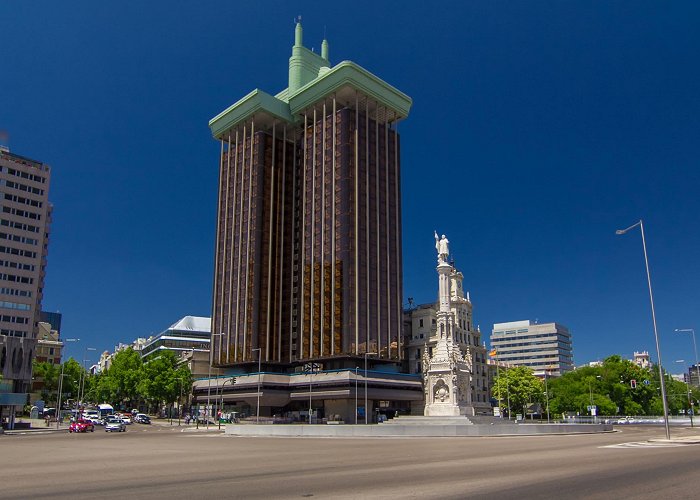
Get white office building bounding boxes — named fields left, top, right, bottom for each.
left=490, top=320, right=574, bottom=377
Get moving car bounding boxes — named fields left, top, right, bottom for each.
left=69, top=419, right=95, bottom=433
left=105, top=417, right=126, bottom=432
left=134, top=413, right=151, bottom=424
left=84, top=415, right=104, bottom=426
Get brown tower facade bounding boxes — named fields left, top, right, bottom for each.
left=210, top=24, right=411, bottom=369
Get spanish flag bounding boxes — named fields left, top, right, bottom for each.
left=489, top=349, right=497, bottom=357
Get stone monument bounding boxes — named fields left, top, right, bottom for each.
left=423, top=231, right=474, bottom=416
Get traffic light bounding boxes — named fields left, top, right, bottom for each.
left=630, top=379, right=637, bottom=389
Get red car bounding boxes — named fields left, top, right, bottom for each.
left=69, top=419, right=95, bottom=433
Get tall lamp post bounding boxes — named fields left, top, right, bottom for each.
left=252, top=348, right=261, bottom=424
left=355, top=366, right=359, bottom=424
left=74, top=347, right=95, bottom=420
left=616, top=219, right=670, bottom=439
left=675, top=329, right=699, bottom=391
left=303, top=362, right=320, bottom=424
left=56, top=338, right=79, bottom=429
left=207, top=332, right=225, bottom=429
left=218, top=377, right=236, bottom=430
left=675, top=360, right=694, bottom=428
left=544, top=370, right=551, bottom=424
left=364, top=352, right=377, bottom=424
left=176, top=378, right=184, bottom=426
left=588, top=375, right=602, bottom=423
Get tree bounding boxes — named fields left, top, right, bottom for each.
left=60, top=358, right=87, bottom=407
left=98, top=348, right=143, bottom=408
left=32, top=361, right=60, bottom=405
left=492, top=366, right=543, bottom=417
left=138, top=351, right=192, bottom=414
left=543, top=355, right=684, bottom=417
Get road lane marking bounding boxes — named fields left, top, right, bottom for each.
left=601, top=441, right=690, bottom=449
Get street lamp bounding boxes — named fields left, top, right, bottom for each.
left=207, top=332, right=225, bottom=429
left=219, top=377, right=236, bottom=430
left=675, top=329, right=699, bottom=390
left=175, top=378, right=185, bottom=426
left=304, top=362, right=320, bottom=424
left=252, top=348, right=261, bottom=424
left=355, top=366, right=359, bottom=424
left=544, top=370, right=550, bottom=424
left=491, top=348, right=504, bottom=418
left=364, top=352, right=377, bottom=424
left=75, top=347, right=95, bottom=420
left=56, top=338, right=79, bottom=429
left=675, top=360, right=694, bottom=428
left=588, top=375, right=602, bottom=423
left=616, top=219, right=671, bottom=440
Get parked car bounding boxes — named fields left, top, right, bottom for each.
left=69, top=419, right=95, bottom=433
left=105, top=417, right=126, bottom=432
left=134, top=413, right=151, bottom=424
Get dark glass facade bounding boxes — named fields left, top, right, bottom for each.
left=212, top=99, right=403, bottom=368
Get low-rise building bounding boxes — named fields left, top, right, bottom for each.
left=34, top=322, right=62, bottom=365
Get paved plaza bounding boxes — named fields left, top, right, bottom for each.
left=2, top=424, right=699, bottom=499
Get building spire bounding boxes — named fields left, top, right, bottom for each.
left=321, top=38, right=329, bottom=62
left=294, top=16, right=303, bottom=47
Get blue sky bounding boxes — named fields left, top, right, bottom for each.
left=2, top=1, right=698, bottom=371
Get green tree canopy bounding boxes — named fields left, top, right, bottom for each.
left=492, top=366, right=543, bottom=417
left=138, top=351, right=192, bottom=413
left=543, top=355, right=697, bottom=416
left=32, top=360, right=60, bottom=404
left=96, top=347, right=144, bottom=407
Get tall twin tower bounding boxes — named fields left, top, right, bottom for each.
left=209, top=23, right=412, bottom=368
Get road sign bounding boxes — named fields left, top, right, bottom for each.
left=643, top=379, right=650, bottom=385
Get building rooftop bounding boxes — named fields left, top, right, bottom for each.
left=209, top=22, right=412, bottom=140
left=167, top=316, right=211, bottom=333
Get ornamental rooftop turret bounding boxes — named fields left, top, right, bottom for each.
left=208, top=21, right=412, bottom=139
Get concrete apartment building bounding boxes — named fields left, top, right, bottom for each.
left=199, top=22, right=422, bottom=423
left=490, top=320, right=574, bottom=377
left=0, top=147, right=52, bottom=429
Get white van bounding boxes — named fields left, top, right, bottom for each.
left=98, top=403, right=115, bottom=419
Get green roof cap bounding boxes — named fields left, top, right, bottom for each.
left=209, top=23, right=411, bottom=139
left=209, top=89, right=294, bottom=140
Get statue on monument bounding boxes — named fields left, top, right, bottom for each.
left=434, top=231, right=449, bottom=263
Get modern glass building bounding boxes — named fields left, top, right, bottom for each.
left=140, top=316, right=211, bottom=361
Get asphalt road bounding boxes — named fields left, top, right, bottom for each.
left=2, top=424, right=699, bottom=499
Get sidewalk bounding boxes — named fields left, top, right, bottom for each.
left=2, top=418, right=69, bottom=435
left=150, top=418, right=224, bottom=432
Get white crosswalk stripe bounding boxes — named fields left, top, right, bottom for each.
left=601, top=441, right=688, bottom=449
